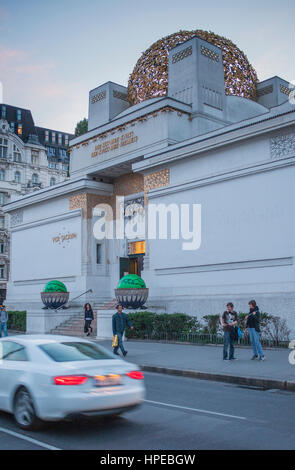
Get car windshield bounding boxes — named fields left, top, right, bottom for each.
left=39, top=342, right=114, bottom=362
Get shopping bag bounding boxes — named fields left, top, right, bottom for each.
left=112, top=334, right=118, bottom=348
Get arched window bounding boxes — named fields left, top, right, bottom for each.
left=32, top=173, right=38, bottom=184
left=0, top=169, right=5, bottom=181
left=50, top=177, right=56, bottom=186
left=15, top=171, right=21, bottom=183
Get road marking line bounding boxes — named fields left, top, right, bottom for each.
left=144, top=400, right=247, bottom=421
left=0, top=427, right=61, bottom=450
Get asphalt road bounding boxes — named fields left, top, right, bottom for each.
left=0, top=372, right=295, bottom=450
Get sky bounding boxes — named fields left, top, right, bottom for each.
left=0, top=0, right=294, bottom=133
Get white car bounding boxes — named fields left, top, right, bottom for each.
left=0, top=335, right=145, bottom=430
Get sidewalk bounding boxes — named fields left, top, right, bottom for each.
left=99, top=340, right=295, bottom=391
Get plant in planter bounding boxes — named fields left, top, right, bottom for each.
left=115, top=274, right=149, bottom=309
left=41, top=280, right=69, bottom=309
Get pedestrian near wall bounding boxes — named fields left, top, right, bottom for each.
left=220, top=302, right=238, bottom=360
left=84, top=303, right=94, bottom=337
left=245, top=300, right=265, bottom=361
left=0, top=305, right=8, bottom=337
left=112, top=304, right=134, bottom=357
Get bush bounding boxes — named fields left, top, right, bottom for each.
left=7, top=311, right=26, bottom=332
left=202, top=315, right=222, bottom=335
left=125, top=312, right=200, bottom=340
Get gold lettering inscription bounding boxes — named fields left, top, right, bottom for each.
left=91, top=132, right=138, bottom=157
left=52, top=233, right=77, bottom=244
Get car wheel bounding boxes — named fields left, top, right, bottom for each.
left=13, top=387, right=42, bottom=430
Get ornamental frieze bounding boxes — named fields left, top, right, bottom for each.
left=270, top=133, right=295, bottom=159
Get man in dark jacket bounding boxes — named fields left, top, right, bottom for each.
left=220, top=302, right=238, bottom=360
left=112, top=304, right=134, bottom=356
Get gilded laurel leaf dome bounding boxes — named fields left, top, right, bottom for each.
left=127, top=30, right=258, bottom=105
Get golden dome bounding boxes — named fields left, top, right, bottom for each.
left=128, top=30, right=258, bottom=105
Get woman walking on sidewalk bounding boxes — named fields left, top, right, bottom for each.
left=246, top=300, right=265, bottom=361
left=0, top=305, right=8, bottom=337
left=84, top=303, right=94, bottom=337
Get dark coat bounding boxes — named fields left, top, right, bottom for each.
left=112, top=312, right=132, bottom=335
left=84, top=308, right=94, bottom=321
left=246, top=306, right=261, bottom=332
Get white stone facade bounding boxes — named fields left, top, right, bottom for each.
left=3, top=36, right=295, bottom=334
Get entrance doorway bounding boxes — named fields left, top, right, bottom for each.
left=119, top=240, right=146, bottom=280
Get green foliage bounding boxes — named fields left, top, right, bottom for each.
left=202, top=315, right=222, bottom=334
left=117, top=274, right=146, bottom=289
left=44, top=280, right=67, bottom=293
left=74, top=118, right=88, bottom=137
left=7, top=311, right=26, bottom=332
left=125, top=312, right=200, bottom=340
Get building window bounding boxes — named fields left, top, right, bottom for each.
left=65, top=135, right=69, bottom=146
left=0, top=266, right=4, bottom=278
left=96, top=244, right=102, bottom=264
left=46, top=146, right=56, bottom=157
left=31, top=150, right=39, bottom=165
left=50, top=177, right=56, bottom=186
left=52, top=132, right=56, bottom=143
left=1, top=106, right=6, bottom=119
left=0, top=243, right=4, bottom=254
left=128, top=241, right=146, bottom=255
left=0, top=138, right=8, bottom=159
left=10, top=122, right=15, bottom=133
left=45, top=130, right=49, bottom=142
left=0, top=193, right=6, bottom=205
left=17, top=109, right=22, bottom=121
left=14, top=171, right=21, bottom=183
left=58, top=133, right=62, bottom=145
left=13, top=144, right=21, bottom=162
left=32, top=173, right=38, bottom=184
left=17, top=124, right=22, bottom=136
left=0, top=170, right=5, bottom=181
left=0, top=217, right=4, bottom=229
left=62, top=164, right=68, bottom=171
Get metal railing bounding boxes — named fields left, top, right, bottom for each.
left=126, top=331, right=289, bottom=348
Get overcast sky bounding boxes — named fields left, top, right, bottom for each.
left=0, top=0, right=294, bottom=133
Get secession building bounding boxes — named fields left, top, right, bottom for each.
left=0, top=104, right=72, bottom=300
left=3, top=30, right=295, bottom=332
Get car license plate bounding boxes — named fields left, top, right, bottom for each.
left=94, top=374, right=122, bottom=387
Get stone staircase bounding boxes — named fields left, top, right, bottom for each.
left=50, top=310, right=98, bottom=337
left=50, top=299, right=117, bottom=337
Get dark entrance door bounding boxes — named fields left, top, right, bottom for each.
left=119, top=257, right=130, bottom=280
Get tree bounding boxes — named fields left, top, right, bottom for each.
left=75, top=118, right=88, bottom=137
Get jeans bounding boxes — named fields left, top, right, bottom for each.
left=223, top=331, right=235, bottom=359
left=249, top=328, right=264, bottom=357
left=0, top=322, right=8, bottom=337
left=113, top=332, right=125, bottom=354
left=84, top=320, right=92, bottom=333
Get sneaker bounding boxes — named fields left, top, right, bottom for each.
left=123, top=351, right=128, bottom=357
left=113, top=351, right=119, bottom=356
left=229, top=358, right=237, bottom=360
left=259, top=356, right=265, bottom=361
left=251, top=355, right=258, bottom=360
left=223, top=358, right=228, bottom=360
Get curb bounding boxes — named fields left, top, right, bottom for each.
left=139, top=364, right=295, bottom=392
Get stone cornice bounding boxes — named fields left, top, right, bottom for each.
left=147, top=154, right=295, bottom=198
left=133, top=109, right=295, bottom=172
left=2, top=177, right=113, bottom=212
left=69, top=98, right=192, bottom=149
